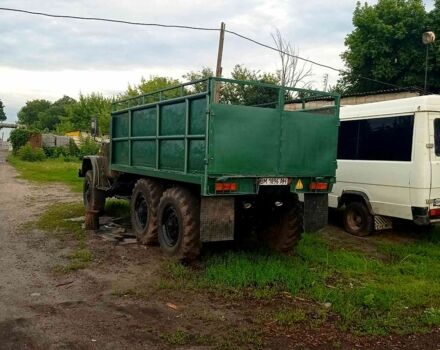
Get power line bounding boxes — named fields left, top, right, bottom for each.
left=0, top=6, right=420, bottom=91
left=0, top=7, right=219, bottom=31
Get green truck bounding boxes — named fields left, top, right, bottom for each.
left=80, top=77, right=340, bottom=260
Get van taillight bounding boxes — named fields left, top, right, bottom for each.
left=429, top=208, right=440, bottom=217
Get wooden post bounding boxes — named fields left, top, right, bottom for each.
left=85, top=209, right=99, bottom=231
left=214, top=22, right=226, bottom=103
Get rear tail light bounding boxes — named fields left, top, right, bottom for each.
left=429, top=208, right=440, bottom=217
left=309, top=182, right=328, bottom=191
left=215, top=182, right=237, bottom=192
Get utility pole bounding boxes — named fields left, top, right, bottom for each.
left=214, top=22, right=226, bottom=103
left=422, top=31, right=436, bottom=93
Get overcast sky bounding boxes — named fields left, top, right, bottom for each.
left=0, top=0, right=435, bottom=138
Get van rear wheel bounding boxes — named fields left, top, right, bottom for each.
left=343, top=201, right=373, bottom=236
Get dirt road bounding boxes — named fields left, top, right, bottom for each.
left=1, top=153, right=439, bottom=349
left=0, top=155, right=167, bottom=349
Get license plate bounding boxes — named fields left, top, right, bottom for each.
left=259, top=178, right=289, bottom=186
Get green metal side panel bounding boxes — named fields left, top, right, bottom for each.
left=279, top=110, right=338, bottom=176
left=132, top=108, right=156, bottom=137
left=110, top=95, right=207, bottom=182
left=209, top=104, right=280, bottom=175
left=208, top=104, right=338, bottom=177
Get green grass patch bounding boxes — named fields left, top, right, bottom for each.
left=32, top=202, right=92, bottom=273
left=8, top=156, right=82, bottom=192
left=104, top=198, right=130, bottom=218
left=274, top=309, right=307, bottom=326
left=165, top=232, right=440, bottom=335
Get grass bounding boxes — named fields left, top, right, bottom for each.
left=8, top=156, right=82, bottom=192
left=32, top=201, right=93, bottom=273
left=165, top=231, right=440, bottom=335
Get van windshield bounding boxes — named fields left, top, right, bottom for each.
left=435, top=119, right=440, bottom=156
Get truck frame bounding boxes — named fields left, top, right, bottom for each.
left=80, top=77, right=340, bottom=260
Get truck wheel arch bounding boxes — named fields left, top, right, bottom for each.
left=339, top=191, right=374, bottom=215
left=81, top=157, right=93, bottom=177
left=80, top=156, right=111, bottom=191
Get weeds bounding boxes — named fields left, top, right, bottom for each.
left=32, top=202, right=92, bottom=273
left=163, top=232, right=440, bottom=335
left=8, top=156, right=82, bottom=192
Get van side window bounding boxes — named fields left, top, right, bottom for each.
left=435, top=119, right=440, bottom=156
left=338, top=115, right=414, bottom=161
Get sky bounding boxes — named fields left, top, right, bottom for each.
left=0, top=0, right=435, bottom=138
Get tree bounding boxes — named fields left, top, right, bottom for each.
left=120, top=76, right=182, bottom=102
left=182, top=67, right=213, bottom=93
left=0, top=99, right=6, bottom=122
left=17, top=99, right=51, bottom=128
left=338, top=0, right=434, bottom=93
left=36, top=95, right=76, bottom=131
left=66, top=93, right=112, bottom=135
left=220, top=64, right=280, bottom=107
left=271, top=29, right=313, bottom=90
left=427, top=0, right=440, bottom=90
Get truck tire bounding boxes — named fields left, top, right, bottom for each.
left=343, top=201, right=374, bottom=236
left=83, top=170, right=105, bottom=213
left=157, top=187, right=200, bottom=261
left=259, top=197, right=303, bottom=252
left=130, top=178, right=163, bottom=245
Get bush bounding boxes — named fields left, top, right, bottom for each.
left=9, top=129, right=33, bottom=153
left=43, top=139, right=80, bottom=159
left=17, top=143, right=46, bottom=162
left=79, top=136, right=100, bottom=157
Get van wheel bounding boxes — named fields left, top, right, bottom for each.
left=130, top=179, right=163, bottom=245
left=258, top=196, right=303, bottom=252
left=83, top=170, right=105, bottom=213
left=158, top=187, right=200, bottom=261
left=343, top=202, right=374, bottom=236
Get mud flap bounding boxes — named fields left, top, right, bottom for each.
left=200, top=197, right=235, bottom=242
left=303, top=193, right=328, bottom=232
left=374, top=215, right=393, bottom=230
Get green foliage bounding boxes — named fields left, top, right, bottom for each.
left=220, top=64, right=280, bottom=107
left=17, top=143, right=46, bottom=162
left=339, top=0, right=439, bottom=93
left=37, top=95, right=77, bottom=131
left=43, top=139, right=80, bottom=160
left=78, top=136, right=100, bottom=157
left=0, top=99, right=6, bottom=122
left=182, top=67, right=213, bottom=93
left=8, top=156, right=82, bottom=192
left=17, top=99, right=52, bottom=128
left=8, top=128, right=33, bottom=153
left=66, top=93, right=111, bottom=135
left=121, top=76, right=182, bottom=101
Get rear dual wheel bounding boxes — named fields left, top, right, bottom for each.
left=130, top=179, right=163, bottom=245
left=157, top=187, right=200, bottom=261
left=130, top=181, right=200, bottom=261
left=258, top=195, right=303, bottom=252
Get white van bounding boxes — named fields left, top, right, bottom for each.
left=329, top=95, right=440, bottom=236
